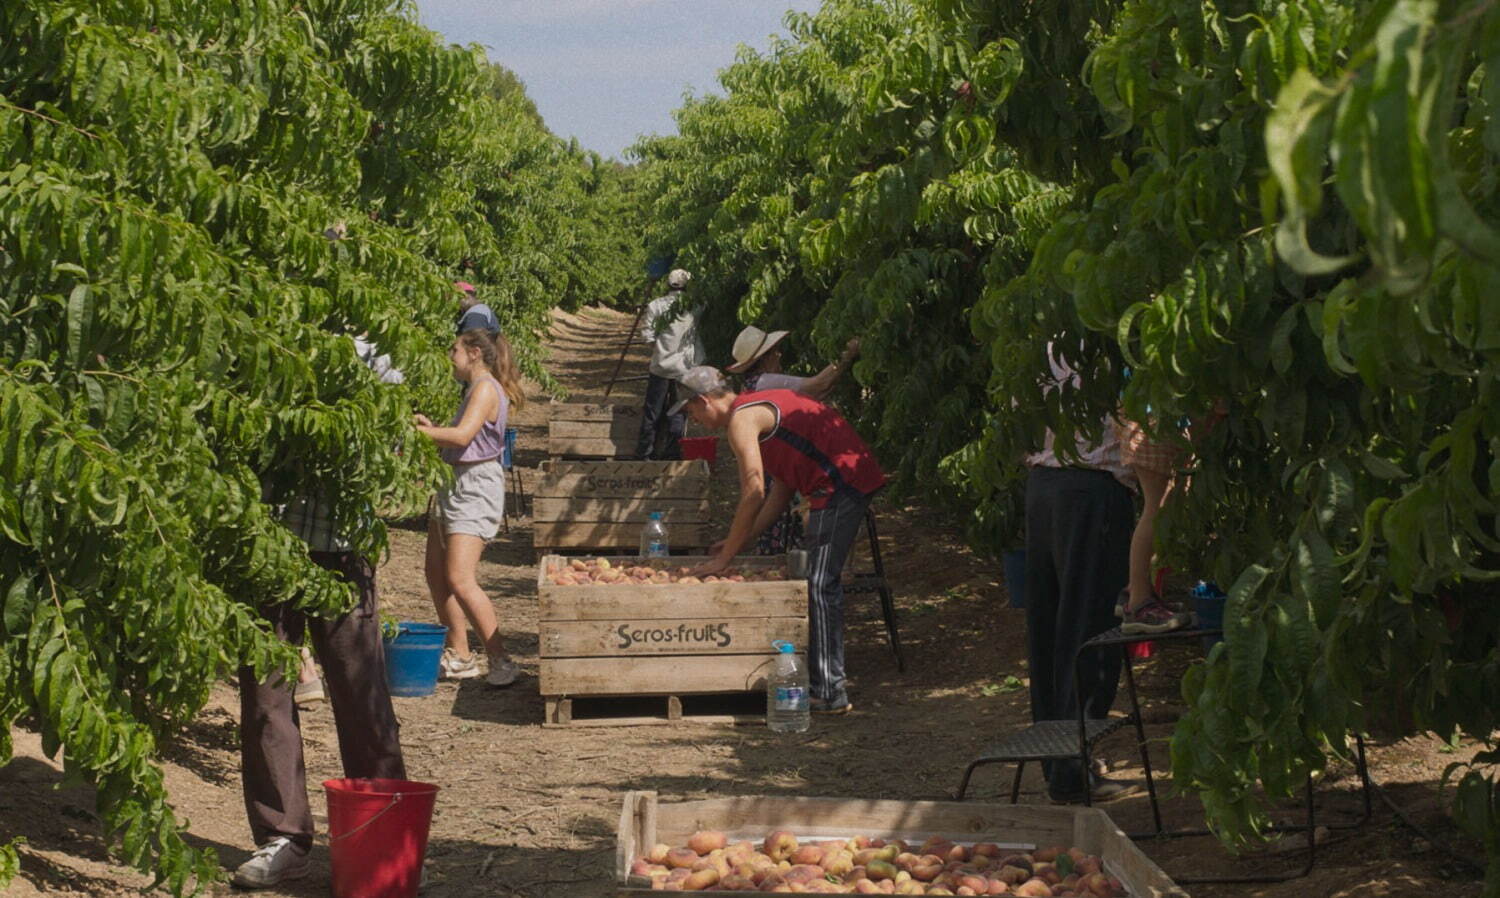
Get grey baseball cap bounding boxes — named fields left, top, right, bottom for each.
left=668, top=366, right=727, bottom=415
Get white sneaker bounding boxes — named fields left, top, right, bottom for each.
left=232, top=837, right=309, bottom=889
left=486, top=657, right=520, bottom=687
left=440, top=648, right=480, bottom=680
left=293, top=678, right=325, bottom=709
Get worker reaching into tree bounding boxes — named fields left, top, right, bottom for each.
left=633, top=269, right=703, bottom=460
left=233, top=335, right=407, bottom=889
left=676, top=366, right=885, bottom=715
left=725, top=324, right=860, bottom=400
left=725, top=325, right=862, bottom=554
left=1023, top=344, right=1143, bottom=804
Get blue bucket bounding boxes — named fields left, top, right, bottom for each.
left=1003, top=549, right=1026, bottom=609
left=383, top=622, right=447, bottom=698
left=502, top=426, right=518, bottom=470
left=1192, top=582, right=1227, bottom=653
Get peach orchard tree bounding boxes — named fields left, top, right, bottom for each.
left=643, top=0, right=1500, bottom=889
left=0, top=0, right=622, bottom=891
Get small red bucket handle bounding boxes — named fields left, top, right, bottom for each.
left=329, top=792, right=403, bottom=844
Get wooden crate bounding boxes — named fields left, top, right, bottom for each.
left=548, top=401, right=642, bottom=458
left=615, top=792, right=1188, bottom=897
left=537, top=555, right=806, bottom=727
left=532, top=459, right=711, bottom=557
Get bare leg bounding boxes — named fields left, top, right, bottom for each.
left=424, top=515, right=469, bottom=655
left=443, top=533, right=508, bottom=660
left=296, top=646, right=319, bottom=685
left=1126, top=468, right=1172, bottom=611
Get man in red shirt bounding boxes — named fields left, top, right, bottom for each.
left=676, top=367, right=884, bottom=714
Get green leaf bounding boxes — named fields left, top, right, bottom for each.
left=0, top=837, right=24, bottom=891
left=1293, top=527, right=1341, bottom=626
left=66, top=284, right=93, bottom=366
left=1453, top=771, right=1496, bottom=842
left=1268, top=303, right=1301, bottom=376
left=1267, top=71, right=1361, bottom=275
left=2, top=576, right=35, bottom=636
left=1224, top=564, right=1273, bottom=702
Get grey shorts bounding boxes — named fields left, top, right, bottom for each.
left=436, top=458, right=506, bottom=539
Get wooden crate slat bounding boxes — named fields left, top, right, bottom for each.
left=616, top=793, right=1188, bottom=898
left=549, top=419, right=641, bottom=441
left=533, top=521, right=711, bottom=549
left=540, top=654, right=785, bottom=697
left=532, top=496, right=709, bottom=524
left=538, top=591, right=804, bottom=621
left=541, top=617, right=806, bottom=657
left=534, top=460, right=711, bottom=499
left=548, top=437, right=632, bottom=458
left=551, top=402, right=644, bottom=423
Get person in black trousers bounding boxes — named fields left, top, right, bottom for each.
left=1023, top=350, right=1142, bottom=804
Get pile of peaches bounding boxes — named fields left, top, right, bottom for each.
left=547, top=557, right=788, bottom=587
left=628, top=830, right=1125, bottom=895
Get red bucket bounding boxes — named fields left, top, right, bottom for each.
left=680, top=436, right=718, bottom=463
left=324, top=777, right=438, bottom=898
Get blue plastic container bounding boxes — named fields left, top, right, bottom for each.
left=502, top=426, right=518, bottom=470
left=1002, top=549, right=1027, bottom=609
left=1192, top=581, right=1227, bottom=653
left=383, top=622, right=447, bottom=698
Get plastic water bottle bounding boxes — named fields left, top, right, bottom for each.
left=766, top=641, right=810, bottom=733
left=639, top=512, right=669, bottom=558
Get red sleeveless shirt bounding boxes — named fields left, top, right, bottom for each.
left=729, top=389, right=885, bottom=508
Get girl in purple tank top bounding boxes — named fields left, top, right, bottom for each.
left=414, top=330, right=527, bottom=687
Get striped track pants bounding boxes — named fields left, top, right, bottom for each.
left=804, top=489, right=874, bottom=705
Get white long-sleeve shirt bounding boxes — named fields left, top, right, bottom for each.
left=641, top=290, right=704, bottom=379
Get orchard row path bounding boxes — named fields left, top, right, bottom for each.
left=2, top=307, right=1482, bottom=897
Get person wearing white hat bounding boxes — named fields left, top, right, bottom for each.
left=726, top=327, right=861, bottom=555
left=727, top=326, right=861, bottom=400
left=633, top=269, right=703, bottom=460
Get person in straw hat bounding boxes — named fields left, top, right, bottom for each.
left=726, top=326, right=862, bottom=555
left=726, top=325, right=861, bottom=400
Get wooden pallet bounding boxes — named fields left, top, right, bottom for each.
left=541, top=691, right=766, bottom=728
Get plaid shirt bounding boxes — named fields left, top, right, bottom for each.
left=272, top=337, right=402, bottom=552
left=277, top=492, right=351, bottom=554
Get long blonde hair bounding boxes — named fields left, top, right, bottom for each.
left=456, top=329, right=526, bottom=412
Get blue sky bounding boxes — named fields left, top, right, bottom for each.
left=413, top=1, right=824, bottom=160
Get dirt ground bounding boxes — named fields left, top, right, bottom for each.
left=1, top=307, right=1488, bottom=897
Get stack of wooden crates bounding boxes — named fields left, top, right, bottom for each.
left=534, top=402, right=711, bottom=558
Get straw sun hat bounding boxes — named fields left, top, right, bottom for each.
left=725, top=325, right=790, bottom=374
